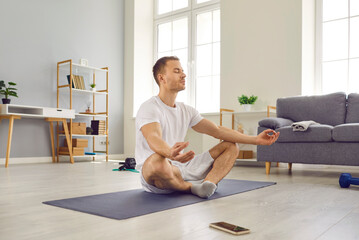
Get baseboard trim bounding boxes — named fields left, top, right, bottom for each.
left=0, top=153, right=135, bottom=166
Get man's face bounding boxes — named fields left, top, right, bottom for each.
left=159, top=60, right=186, bottom=92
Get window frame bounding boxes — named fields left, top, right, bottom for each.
left=154, top=0, right=220, bottom=111
left=153, top=11, right=192, bottom=104
left=315, top=0, right=323, bottom=94
left=154, top=0, right=191, bottom=20
left=315, top=0, right=359, bottom=94
left=192, top=4, right=220, bottom=111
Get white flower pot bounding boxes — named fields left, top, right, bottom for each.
left=242, top=104, right=252, bottom=111
left=91, top=88, right=96, bottom=92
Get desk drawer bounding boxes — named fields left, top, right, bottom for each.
left=43, top=108, right=75, bottom=118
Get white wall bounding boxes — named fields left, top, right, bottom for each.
left=221, top=0, right=303, bottom=111
left=302, top=0, right=316, bottom=95
left=0, top=0, right=124, bottom=158
left=124, top=0, right=154, bottom=156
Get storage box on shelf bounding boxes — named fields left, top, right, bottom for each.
left=56, top=59, right=109, bottom=163
left=64, top=138, right=88, bottom=148
left=61, top=122, right=86, bottom=135
left=59, top=147, right=85, bottom=156
left=238, top=150, right=253, bottom=159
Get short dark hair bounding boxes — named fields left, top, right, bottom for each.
left=152, top=56, right=179, bottom=86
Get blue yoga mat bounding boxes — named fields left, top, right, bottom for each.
left=43, top=179, right=275, bottom=220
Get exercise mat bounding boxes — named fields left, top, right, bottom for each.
left=43, top=179, right=275, bottom=220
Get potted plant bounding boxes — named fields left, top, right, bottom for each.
left=237, top=94, right=258, bottom=111
left=0, top=81, right=18, bottom=104
left=90, top=83, right=96, bottom=92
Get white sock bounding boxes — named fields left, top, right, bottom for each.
left=191, top=181, right=217, bottom=198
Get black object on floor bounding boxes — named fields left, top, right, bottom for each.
left=43, top=179, right=276, bottom=220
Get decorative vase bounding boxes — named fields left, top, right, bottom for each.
left=2, top=98, right=10, bottom=104
left=86, top=127, right=93, bottom=135
left=242, top=104, right=252, bottom=111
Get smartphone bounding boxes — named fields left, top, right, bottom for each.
left=209, top=222, right=250, bottom=235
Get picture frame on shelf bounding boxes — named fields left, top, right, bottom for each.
left=79, top=58, right=88, bottom=66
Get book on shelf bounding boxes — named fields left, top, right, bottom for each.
left=74, top=75, right=79, bottom=89
left=76, top=75, right=85, bottom=90
left=74, top=75, right=80, bottom=89
left=91, top=120, right=106, bottom=124
left=80, top=76, right=85, bottom=90
left=67, top=75, right=85, bottom=90
left=67, top=75, right=75, bottom=88
left=91, top=120, right=106, bottom=135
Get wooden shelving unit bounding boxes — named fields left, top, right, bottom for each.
left=56, top=59, right=109, bottom=162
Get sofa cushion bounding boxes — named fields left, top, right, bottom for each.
left=332, top=123, right=359, bottom=142
left=258, top=117, right=294, bottom=129
left=346, top=93, right=359, bottom=123
left=276, top=92, right=346, bottom=126
left=276, top=124, right=333, bottom=143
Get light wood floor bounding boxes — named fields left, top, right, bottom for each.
left=1, top=161, right=359, bottom=240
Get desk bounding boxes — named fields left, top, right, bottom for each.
left=0, top=104, right=75, bottom=167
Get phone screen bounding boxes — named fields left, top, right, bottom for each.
left=211, top=222, right=249, bottom=233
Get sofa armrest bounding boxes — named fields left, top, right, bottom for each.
left=258, top=117, right=294, bottom=129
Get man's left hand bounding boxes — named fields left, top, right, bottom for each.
left=255, top=129, right=280, bottom=145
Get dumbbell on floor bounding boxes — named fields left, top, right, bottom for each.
left=339, top=173, right=359, bottom=188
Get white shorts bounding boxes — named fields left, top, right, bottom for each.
left=140, top=151, right=214, bottom=194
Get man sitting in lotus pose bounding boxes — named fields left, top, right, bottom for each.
left=135, top=56, right=279, bottom=198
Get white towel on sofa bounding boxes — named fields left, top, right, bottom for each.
left=291, top=120, right=319, bottom=131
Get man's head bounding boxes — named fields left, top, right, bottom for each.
left=152, top=56, right=186, bottom=92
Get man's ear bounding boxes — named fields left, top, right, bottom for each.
left=158, top=73, right=166, bottom=85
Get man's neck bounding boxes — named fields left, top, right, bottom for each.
left=158, top=91, right=177, bottom=107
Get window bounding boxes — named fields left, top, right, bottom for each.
left=154, top=0, right=220, bottom=113
left=317, top=0, right=359, bottom=94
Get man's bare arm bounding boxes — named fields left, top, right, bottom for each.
left=192, top=119, right=279, bottom=145
left=141, top=122, right=195, bottom=162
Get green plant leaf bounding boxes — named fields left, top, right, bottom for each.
left=0, top=81, right=18, bottom=98
left=237, top=94, right=258, bottom=105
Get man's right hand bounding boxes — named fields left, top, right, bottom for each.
left=170, top=142, right=195, bottom=163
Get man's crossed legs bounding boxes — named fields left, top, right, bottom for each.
left=141, top=141, right=239, bottom=198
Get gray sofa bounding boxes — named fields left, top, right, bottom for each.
left=257, top=92, right=359, bottom=174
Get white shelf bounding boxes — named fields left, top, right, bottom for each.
left=201, top=110, right=276, bottom=116
left=59, top=62, right=108, bottom=73
left=56, top=59, right=109, bottom=161
left=221, top=110, right=268, bottom=114
left=75, top=113, right=107, bottom=118
left=59, top=134, right=107, bottom=137
left=59, top=88, right=108, bottom=95
left=59, top=154, right=107, bottom=158
left=236, top=158, right=257, bottom=162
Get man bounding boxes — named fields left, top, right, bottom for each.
left=136, top=56, right=279, bottom=198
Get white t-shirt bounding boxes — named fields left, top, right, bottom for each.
left=135, top=96, right=203, bottom=167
